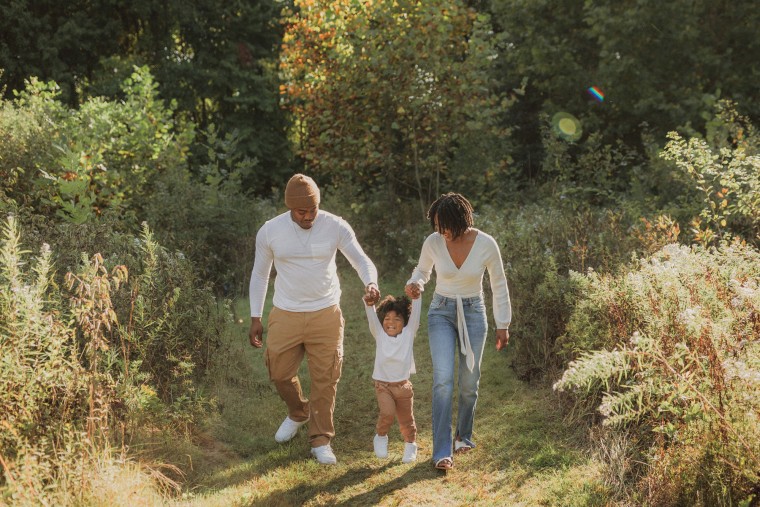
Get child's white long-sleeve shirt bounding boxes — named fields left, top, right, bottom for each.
left=365, top=298, right=422, bottom=382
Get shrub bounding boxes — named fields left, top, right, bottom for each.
left=142, top=162, right=277, bottom=295
left=115, top=224, right=223, bottom=404
left=0, top=215, right=86, bottom=465
left=0, top=68, right=194, bottom=225
left=1, top=213, right=233, bottom=502
left=661, top=101, right=760, bottom=247
left=0, top=79, right=63, bottom=213
left=0, top=215, right=122, bottom=503
left=479, top=202, right=642, bottom=380
left=554, top=242, right=760, bottom=504
left=45, top=217, right=229, bottom=436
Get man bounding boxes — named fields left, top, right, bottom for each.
left=249, top=174, right=380, bottom=465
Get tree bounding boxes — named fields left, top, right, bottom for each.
left=0, top=0, right=123, bottom=106
left=1, top=0, right=293, bottom=194
left=280, top=0, right=511, bottom=215
left=147, top=0, right=293, bottom=193
left=486, top=0, right=760, bottom=185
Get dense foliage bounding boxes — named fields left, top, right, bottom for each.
left=0, top=68, right=276, bottom=502
left=0, top=0, right=292, bottom=194
left=486, top=0, right=760, bottom=186
left=0, top=215, right=224, bottom=502
left=280, top=0, right=511, bottom=216
left=1, top=67, right=192, bottom=224
left=2, top=1, right=760, bottom=504
left=555, top=243, right=760, bottom=504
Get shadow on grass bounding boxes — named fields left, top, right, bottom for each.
left=333, top=463, right=439, bottom=506
left=244, top=462, right=436, bottom=507
left=193, top=438, right=321, bottom=491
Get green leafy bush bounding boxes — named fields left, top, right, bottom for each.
left=555, top=242, right=760, bottom=504
left=1, top=67, right=265, bottom=291
left=142, top=127, right=278, bottom=293
left=0, top=79, right=62, bottom=213
left=1, top=67, right=194, bottom=225
left=662, top=101, right=760, bottom=247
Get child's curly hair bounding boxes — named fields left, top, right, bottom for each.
left=376, top=295, right=412, bottom=326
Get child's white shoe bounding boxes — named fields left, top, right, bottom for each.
left=402, top=441, right=418, bottom=463
left=373, top=434, right=388, bottom=458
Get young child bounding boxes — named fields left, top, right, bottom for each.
left=363, top=292, right=422, bottom=463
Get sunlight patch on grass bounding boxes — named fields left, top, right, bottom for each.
left=84, top=458, right=167, bottom=507
left=513, top=460, right=609, bottom=506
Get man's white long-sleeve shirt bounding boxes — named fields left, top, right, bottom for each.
left=249, top=210, right=377, bottom=316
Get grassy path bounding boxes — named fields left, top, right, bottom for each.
left=171, top=279, right=609, bottom=506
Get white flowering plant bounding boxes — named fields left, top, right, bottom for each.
left=555, top=242, right=760, bottom=502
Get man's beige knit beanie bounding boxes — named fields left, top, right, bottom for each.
left=284, top=174, right=320, bottom=209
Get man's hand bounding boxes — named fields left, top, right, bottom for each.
left=495, top=328, right=510, bottom=351
left=249, top=317, right=264, bottom=348
left=364, top=282, right=380, bottom=306
left=404, top=282, right=422, bottom=300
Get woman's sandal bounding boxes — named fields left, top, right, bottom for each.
left=454, top=439, right=473, bottom=453
left=435, top=457, right=454, bottom=470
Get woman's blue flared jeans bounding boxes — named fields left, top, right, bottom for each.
left=427, top=293, right=487, bottom=462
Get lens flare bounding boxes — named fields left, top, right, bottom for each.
left=587, top=86, right=605, bottom=102
left=552, top=112, right=582, bottom=142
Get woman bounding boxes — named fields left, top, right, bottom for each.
left=405, top=193, right=511, bottom=470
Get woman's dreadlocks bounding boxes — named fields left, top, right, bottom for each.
left=427, top=193, right=474, bottom=239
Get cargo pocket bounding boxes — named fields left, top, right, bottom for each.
left=331, top=349, right=344, bottom=383
left=264, top=348, right=274, bottom=381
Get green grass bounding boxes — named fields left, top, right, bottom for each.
left=165, top=276, right=610, bottom=506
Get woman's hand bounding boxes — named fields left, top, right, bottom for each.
left=495, top=328, right=509, bottom=350
left=404, top=283, right=422, bottom=299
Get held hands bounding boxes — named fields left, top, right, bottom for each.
left=404, top=282, right=422, bottom=300
left=249, top=318, right=264, bottom=348
left=364, top=283, right=380, bottom=306
left=495, top=328, right=510, bottom=351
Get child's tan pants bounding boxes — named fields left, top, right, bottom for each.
left=374, top=379, right=417, bottom=443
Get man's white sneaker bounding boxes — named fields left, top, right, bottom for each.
left=373, top=434, right=389, bottom=458
left=402, top=442, right=418, bottom=463
left=310, top=444, right=337, bottom=465
left=274, top=416, right=308, bottom=443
